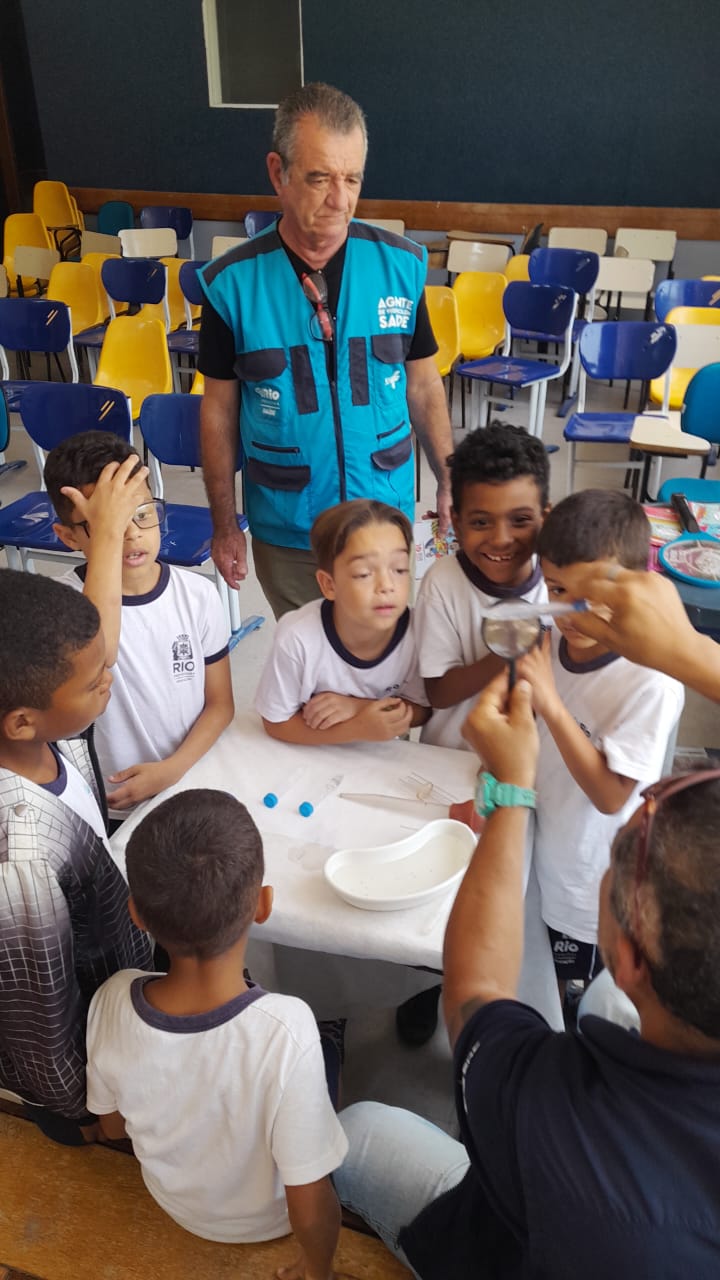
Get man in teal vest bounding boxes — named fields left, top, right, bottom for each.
left=199, top=82, right=453, bottom=618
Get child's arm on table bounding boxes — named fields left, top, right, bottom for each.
left=263, top=695, right=414, bottom=745
left=302, top=691, right=429, bottom=731
left=515, top=631, right=635, bottom=815
left=97, top=1110, right=128, bottom=1141
left=425, top=652, right=505, bottom=709
left=278, top=1177, right=341, bottom=1280
left=60, top=457, right=150, bottom=666
left=107, top=655, right=234, bottom=809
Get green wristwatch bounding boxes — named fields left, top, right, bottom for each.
left=474, top=771, right=537, bottom=819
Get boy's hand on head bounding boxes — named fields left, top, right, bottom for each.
left=302, top=692, right=364, bottom=731
left=462, top=672, right=538, bottom=789
left=107, top=760, right=176, bottom=809
left=514, top=628, right=558, bottom=720
left=60, top=456, right=150, bottom=540
left=354, top=697, right=413, bottom=741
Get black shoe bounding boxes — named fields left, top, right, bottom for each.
left=396, top=985, right=441, bottom=1047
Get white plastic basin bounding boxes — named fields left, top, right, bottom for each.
left=324, top=818, right=476, bottom=911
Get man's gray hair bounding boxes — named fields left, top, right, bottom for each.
left=273, top=82, right=367, bottom=170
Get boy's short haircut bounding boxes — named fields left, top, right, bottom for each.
left=538, top=489, right=650, bottom=571
left=44, top=430, right=142, bottom=526
left=449, top=422, right=550, bottom=512
left=311, top=498, right=412, bottom=574
left=0, top=569, right=100, bottom=718
left=126, top=790, right=264, bottom=960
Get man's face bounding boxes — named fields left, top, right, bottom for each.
left=267, top=114, right=366, bottom=246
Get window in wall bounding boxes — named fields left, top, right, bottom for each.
left=203, top=0, right=304, bottom=108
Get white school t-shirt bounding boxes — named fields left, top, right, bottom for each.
left=65, top=564, right=228, bottom=783
left=254, top=597, right=427, bottom=722
left=534, top=631, right=684, bottom=944
left=415, top=552, right=547, bottom=750
left=86, top=971, right=348, bottom=1243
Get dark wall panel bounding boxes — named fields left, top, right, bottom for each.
left=20, top=0, right=720, bottom=206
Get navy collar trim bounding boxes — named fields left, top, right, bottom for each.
left=579, top=1014, right=720, bottom=1081
left=321, top=597, right=410, bottom=669
left=74, top=560, right=168, bottom=605
left=40, top=743, right=67, bottom=797
left=559, top=635, right=620, bottom=673
left=457, top=550, right=542, bottom=599
left=130, top=976, right=266, bottom=1032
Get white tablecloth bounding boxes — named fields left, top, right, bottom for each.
left=110, top=711, right=562, bottom=1027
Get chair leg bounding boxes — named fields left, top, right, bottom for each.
left=535, top=382, right=549, bottom=438
left=476, top=382, right=489, bottom=429
left=527, top=383, right=540, bottom=437
left=4, top=547, right=23, bottom=570
left=566, top=442, right=576, bottom=495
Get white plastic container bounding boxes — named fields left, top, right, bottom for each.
left=324, top=818, right=476, bottom=911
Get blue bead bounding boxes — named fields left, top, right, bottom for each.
left=298, top=801, right=314, bottom=818
left=263, top=792, right=278, bottom=808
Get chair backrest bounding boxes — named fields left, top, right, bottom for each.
left=119, top=227, right=177, bottom=258
left=33, top=180, right=80, bottom=231
left=594, top=256, right=655, bottom=297
left=655, top=279, right=720, bottom=322
left=518, top=223, right=544, bottom=255
left=179, top=260, right=207, bottom=307
left=2, top=212, right=52, bottom=290
left=81, top=229, right=121, bottom=256
left=211, top=235, right=247, bottom=258
left=141, top=257, right=186, bottom=330
left=101, top=256, right=168, bottom=317
left=504, top=254, right=530, bottom=282
left=669, top=315, right=720, bottom=367
left=447, top=240, right=511, bottom=274
left=244, top=211, right=278, bottom=238
left=97, top=200, right=135, bottom=235
left=424, top=286, right=460, bottom=376
left=614, top=228, right=677, bottom=264
left=680, top=363, right=720, bottom=446
left=0, top=386, right=9, bottom=453
left=140, top=391, right=242, bottom=471
left=140, top=205, right=193, bottom=241
left=81, top=251, right=120, bottom=319
left=657, top=475, right=720, bottom=504
left=453, top=272, right=506, bottom=357
left=578, top=321, right=676, bottom=381
left=548, top=227, right=608, bottom=255
left=19, top=380, right=132, bottom=454
left=94, top=314, right=173, bottom=418
left=0, top=296, right=78, bottom=383
left=529, top=247, right=599, bottom=297
left=47, top=261, right=104, bottom=332
left=356, top=218, right=406, bottom=235
left=502, top=281, right=576, bottom=339
left=13, top=246, right=60, bottom=283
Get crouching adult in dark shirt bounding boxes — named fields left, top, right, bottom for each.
left=334, top=673, right=720, bottom=1278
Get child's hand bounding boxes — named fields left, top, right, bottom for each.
left=302, top=692, right=363, bottom=730
left=107, top=760, right=175, bottom=809
left=354, top=697, right=413, bottom=741
left=276, top=1258, right=356, bottom=1280
left=514, top=629, right=559, bottom=720
left=60, top=456, right=150, bottom=539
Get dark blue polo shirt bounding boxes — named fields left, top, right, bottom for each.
left=400, top=1000, right=720, bottom=1278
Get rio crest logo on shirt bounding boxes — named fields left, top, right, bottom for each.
left=377, top=294, right=414, bottom=330
left=172, top=634, right=195, bottom=682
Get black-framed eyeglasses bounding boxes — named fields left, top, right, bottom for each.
left=631, top=768, right=720, bottom=941
left=301, top=270, right=334, bottom=342
left=70, top=498, right=167, bottom=538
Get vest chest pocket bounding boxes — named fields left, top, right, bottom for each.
left=235, top=347, right=289, bottom=429
left=370, top=333, right=412, bottom=410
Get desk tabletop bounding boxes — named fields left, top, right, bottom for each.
left=110, top=711, right=562, bottom=1027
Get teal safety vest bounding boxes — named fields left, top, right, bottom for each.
left=201, top=221, right=427, bottom=548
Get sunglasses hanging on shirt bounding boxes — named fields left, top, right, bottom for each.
left=301, top=271, right=334, bottom=342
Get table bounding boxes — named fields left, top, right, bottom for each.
left=110, top=711, right=563, bottom=1028
left=630, top=412, right=709, bottom=502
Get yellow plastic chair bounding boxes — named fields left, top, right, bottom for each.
left=47, top=262, right=104, bottom=333
left=190, top=370, right=205, bottom=395
left=94, top=314, right=173, bottom=420
left=425, top=286, right=460, bottom=379
left=33, top=181, right=82, bottom=257
left=81, top=252, right=121, bottom=319
left=504, top=254, right=530, bottom=282
left=453, top=271, right=506, bottom=359
left=649, top=306, right=720, bottom=408
left=2, top=213, right=52, bottom=294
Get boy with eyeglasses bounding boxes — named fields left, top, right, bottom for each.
left=45, top=432, right=234, bottom=821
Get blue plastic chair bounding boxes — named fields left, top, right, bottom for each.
left=0, top=384, right=26, bottom=481
left=166, top=261, right=208, bottom=366
left=97, top=200, right=134, bottom=236
left=140, top=206, right=194, bottom=256
left=655, top=279, right=720, bottom=322
left=674, top=362, right=720, bottom=477
left=657, top=476, right=720, bottom=503
left=456, top=282, right=578, bottom=437
left=139, top=394, right=263, bottom=643
left=244, top=211, right=278, bottom=238
left=0, top=381, right=132, bottom=569
left=100, top=257, right=169, bottom=327
left=563, top=322, right=677, bottom=493
left=0, top=297, right=79, bottom=412
left=527, top=248, right=601, bottom=414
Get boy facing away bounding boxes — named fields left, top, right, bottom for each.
left=516, top=490, right=685, bottom=985
left=0, top=570, right=152, bottom=1143
left=255, top=499, right=430, bottom=744
left=86, top=789, right=347, bottom=1275
left=45, top=432, right=234, bottom=818
left=415, top=423, right=550, bottom=750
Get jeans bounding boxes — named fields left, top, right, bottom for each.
left=334, top=1101, right=470, bottom=1275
